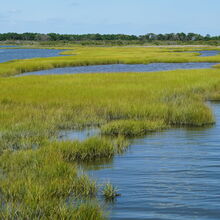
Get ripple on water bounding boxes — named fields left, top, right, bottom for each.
left=83, top=102, right=220, bottom=220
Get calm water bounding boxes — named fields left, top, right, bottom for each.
left=61, top=102, right=220, bottom=220
left=195, top=50, right=220, bottom=57
left=20, top=63, right=217, bottom=76
left=59, top=128, right=99, bottom=141
left=18, top=50, right=219, bottom=76
left=0, top=48, right=66, bottom=63
left=87, top=102, right=220, bottom=220
left=0, top=48, right=215, bottom=75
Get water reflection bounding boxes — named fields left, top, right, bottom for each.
left=80, top=158, right=114, bottom=171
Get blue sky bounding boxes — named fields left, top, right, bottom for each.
left=0, top=0, right=219, bottom=35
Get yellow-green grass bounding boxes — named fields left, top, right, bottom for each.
left=214, top=63, right=220, bottom=68
left=0, top=136, right=129, bottom=219
left=102, top=182, right=120, bottom=201
left=1, top=46, right=220, bottom=77
left=0, top=68, right=220, bottom=142
left=1, top=49, right=220, bottom=218
left=101, top=120, right=168, bottom=137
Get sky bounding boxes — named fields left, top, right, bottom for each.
left=0, top=0, right=219, bottom=35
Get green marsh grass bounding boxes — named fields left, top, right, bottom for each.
left=1, top=46, right=220, bottom=77
left=102, top=183, right=120, bottom=201
left=1, top=46, right=220, bottom=218
left=101, top=119, right=167, bottom=137
left=0, top=137, right=128, bottom=219
left=0, top=69, right=219, bottom=140
left=48, top=137, right=128, bottom=162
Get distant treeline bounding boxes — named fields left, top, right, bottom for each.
left=1, top=32, right=220, bottom=46
left=0, top=32, right=219, bottom=41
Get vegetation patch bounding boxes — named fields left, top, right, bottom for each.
left=102, top=183, right=120, bottom=201
left=0, top=69, right=218, bottom=137
left=1, top=46, right=220, bottom=77
left=101, top=120, right=167, bottom=137
left=1, top=46, right=220, bottom=218
left=0, top=137, right=127, bottom=219
left=48, top=137, right=128, bottom=162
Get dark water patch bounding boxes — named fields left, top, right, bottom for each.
left=20, top=62, right=217, bottom=76
left=80, top=158, right=114, bottom=171
left=0, top=48, right=66, bottom=63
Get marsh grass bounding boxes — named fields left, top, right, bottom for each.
left=48, top=137, right=129, bottom=162
left=0, top=69, right=219, bottom=142
left=0, top=201, right=105, bottom=220
left=73, top=175, right=98, bottom=198
left=101, top=119, right=167, bottom=137
left=102, top=183, right=120, bottom=201
left=0, top=137, right=127, bottom=219
left=1, top=46, right=220, bottom=77
left=214, top=63, right=220, bottom=69
left=1, top=46, right=220, bottom=218
left=1, top=69, right=219, bottom=217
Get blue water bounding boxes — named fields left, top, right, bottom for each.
left=19, top=50, right=220, bottom=76
left=61, top=102, right=220, bottom=220
left=195, top=50, right=220, bottom=57
left=0, top=48, right=66, bottom=63
left=20, top=62, right=217, bottom=76
left=0, top=48, right=216, bottom=76
left=87, top=102, right=220, bottom=220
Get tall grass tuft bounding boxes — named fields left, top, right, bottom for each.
left=0, top=136, right=128, bottom=218
left=101, top=120, right=167, bottom=137
left=48, top=137, right=128, bottom=162
left=102, top=182, right=120, bottom=201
